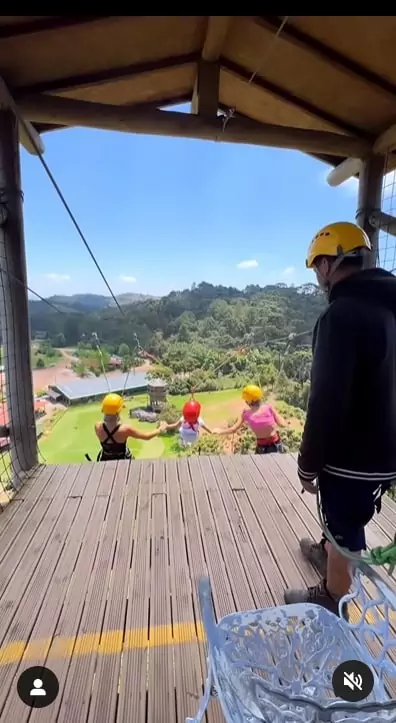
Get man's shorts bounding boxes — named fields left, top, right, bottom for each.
left=318, top=469, right=392, bottom=552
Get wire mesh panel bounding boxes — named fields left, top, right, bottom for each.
left=0, top=111, right=40, bottom=505
left=378, top=155, right=396, bottom=272
left=0, top=267, right=38, bottom=505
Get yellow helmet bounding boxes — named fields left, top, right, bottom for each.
left=102, top=393, right=123, bottom=415
left=242, top=384, right=263, bottom=404
left=306, top=222, right=371, bottom=269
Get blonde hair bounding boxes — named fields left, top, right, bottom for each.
left=103, top=413, right=120, bottom=430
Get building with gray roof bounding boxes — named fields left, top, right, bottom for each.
left=48, top=372, right=148, bottom=404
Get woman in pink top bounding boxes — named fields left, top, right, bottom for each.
left=213, top=384, right=286, bottom=454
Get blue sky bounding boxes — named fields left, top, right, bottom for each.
left=21, top=109, right=359, bottom=298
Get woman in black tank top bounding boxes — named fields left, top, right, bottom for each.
left=94, top=393, right=167, bottom=461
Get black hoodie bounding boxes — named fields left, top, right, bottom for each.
left=298, top=268, right=396, bottom=487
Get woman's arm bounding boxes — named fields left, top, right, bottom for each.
left=127, top=422, right=167, bottom=441
left=212, top=415, right=245, bottom=436
left=271, top=406, right=287, bottom=427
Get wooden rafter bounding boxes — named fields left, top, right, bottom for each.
left=18, top=93, right=371, bottom=157
left=219, top=102, right=349, bottom=171
left=33, top=92, right=193, bottom=136
left=0, top=15, right=115, bottom=40
left=201, top=16, right=232, bottom=62
left=13, top=52, right=199, bottom=97
left=0, top=78, right=44, bottom=155
left=220, top=58, right=369, bottom=138
left=254, top=16, right=396, bottom=102
left=373, top=122, right=396, bottom=154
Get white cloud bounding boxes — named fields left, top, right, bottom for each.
left=44, top=273, right=70, bottom=282
left=119, top=275, right=137, bottom=283
left=237, top=259, right=259, bottom=269
left=282, top=266, right=295, bottom=277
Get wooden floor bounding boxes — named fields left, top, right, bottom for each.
left=0, top=454, right=395, bottom=722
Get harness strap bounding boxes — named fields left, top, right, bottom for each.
left=102, top=423, right=121, bottom=444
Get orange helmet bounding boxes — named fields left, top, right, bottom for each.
left=183, top=400, right=201, bottom=424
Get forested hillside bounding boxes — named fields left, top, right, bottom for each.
left=30, top=281, right=325, bottom=353
left=28, top=291, right=156, bottom=315
left=29, top=282, right=326, bottom=453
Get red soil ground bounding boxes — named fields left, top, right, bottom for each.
left=0, top=348, right=151, bottom=395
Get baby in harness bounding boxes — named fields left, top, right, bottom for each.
left=165, top=400, right=213, bottom=446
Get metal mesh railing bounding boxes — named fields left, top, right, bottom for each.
left=379, top=155, right=396, bottom=272
left=0, top=263, right=39, bottom=508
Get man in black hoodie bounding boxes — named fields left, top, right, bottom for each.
left=284, top=221, right=396, bottom=617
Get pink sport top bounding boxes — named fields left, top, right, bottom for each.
left=242, top=404, right=277, bottom=434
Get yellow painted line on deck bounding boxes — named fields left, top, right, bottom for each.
left=0, top=621, right=205, bottom=667
left=0, top=605, right=390, bottom=667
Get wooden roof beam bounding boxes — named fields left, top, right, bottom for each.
left=254, top=16, right=396, bottom=102
left=325, top=121, right=396, bottom=185
left=373, top=123, right=396, bottom=155
left=220, top=58, right=368, bottom=138
left=18, top=93, right=371, bottom=157
left=192, top=18, right=232, bottom=118
left=0, top=78, right=44, bottom=156
left=0, top=16, right=114, bottom=40
left=13, top=52, right=199, bottom=97
left=202, top=16, right=233, bottom=63
left=33, top=93, right=193, bottom=137
left=219, top=102, right=350, bottom=172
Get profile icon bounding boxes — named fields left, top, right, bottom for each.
left=30, top=678, right=46, bottom=697
left=17, top=666, right=59, bottom=708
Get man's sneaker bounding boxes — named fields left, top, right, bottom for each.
left=284, top=579, right=349, bottom=620
left=300, top=537, right=328, bottom=578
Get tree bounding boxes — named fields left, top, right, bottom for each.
left=147, top=364, right=173, bottom=383
left=74, top=360, right=88, bottom=378
left=118, top=342, right=130, bottom=357
left=53, top=332, right=66, bottom=348
left=158, top=403, right=180, bottom=426
left=121, top=356, right=132, bottom=373
left=36, top=356, right=45, bottom=369
left=188, top=435, right=223, bottom=456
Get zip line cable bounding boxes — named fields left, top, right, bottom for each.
left=8, top=97, right=396, bottom=575
left=7, top=93, right=125, bottom=318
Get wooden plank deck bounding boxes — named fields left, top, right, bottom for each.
left=0, top=454, right=394, bottom=722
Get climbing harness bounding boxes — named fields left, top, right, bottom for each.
left=315, top=486, right=396, bottom=576
left=86, top=423, right=133, bottom=463
left=187, top=333, right=396, bottom=722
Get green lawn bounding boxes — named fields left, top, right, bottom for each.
left=39, top=388, right=242, bottom=464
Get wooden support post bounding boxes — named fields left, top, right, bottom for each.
left=356, top=154, right=386, bottom=268
left=191, top=17, right=231, bottom=118
left=0, top=109, right=38, bottom=477
left=191, top=60, right=220, bottom=117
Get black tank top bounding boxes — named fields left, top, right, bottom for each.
left=99, top=423, right=131, bottom=461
